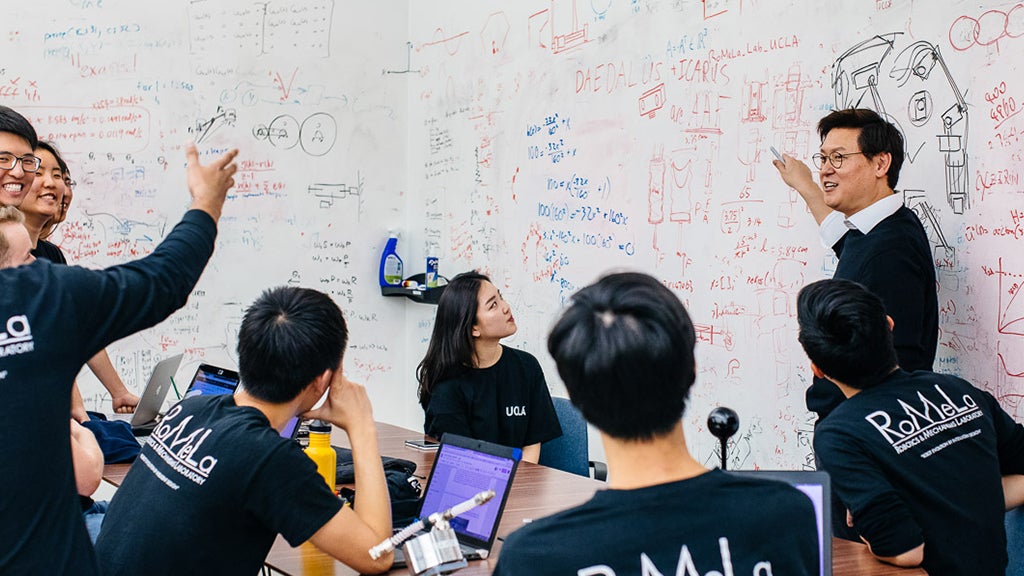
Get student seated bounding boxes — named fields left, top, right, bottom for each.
left=797, top=278, right=1024, bottom=575
left=95, top=287, right=394, bottom=575
left=417, top=271, right=560, bottom=462
left=494, top=272, right=819, bottom=575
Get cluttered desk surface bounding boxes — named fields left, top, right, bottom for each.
left=103, top=422, right=925, bottom=576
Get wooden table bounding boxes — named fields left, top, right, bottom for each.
left=103, top=423, right=925, bottom=576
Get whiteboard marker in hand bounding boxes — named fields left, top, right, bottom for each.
left=770, top=146, right=784, bottom=165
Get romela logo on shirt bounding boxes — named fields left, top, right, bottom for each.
left=0, top=315, right=33, bottom=357
left=864, top=384, right=983, bottom=454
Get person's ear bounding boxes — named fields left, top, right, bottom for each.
left=873, top=152, right=892, bottom=180
left=471, top=325, right=481, bottom=338
left=886, top=315, right=895, bottom=331
left=810, top=362, right=826, bottom=379
left=310, top=369, right=332, bottom=397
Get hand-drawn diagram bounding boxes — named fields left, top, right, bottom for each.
left=308, top=174, right=362, bottom=216
left=189, top=106, right=236, bottom=144
left=383, top=42, right=422, bottom=75
left=529, top=0, right=590, bottom=54
left=948, top=5, right=1024, bottom=52
left=480, top=12, right=510, bottom=56
left=832, top=33, right=970, bottom=221
left=253, top=112, right=337, bottom=156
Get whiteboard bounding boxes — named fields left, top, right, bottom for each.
left=404, top=0, right=1024, bottom=470
left=5, top=0, right=1024, bottom=470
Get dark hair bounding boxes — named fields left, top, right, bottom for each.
left=0, top=106, right=38, bottom=150
left=36, top=142, right=69, bottom=241
left=818, top=108, right=904, bottom=189
left=237, top=286, right=348, bottom=403
left=34, top=141, right=68, bottom=175
left=547, top=272, right=696, bottom=440
left=796, top=279, right=898, bottom=389
left=417, top=271, right=489, bottom=408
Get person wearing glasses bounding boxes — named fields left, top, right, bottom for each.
left=0, top=106, right=41, bottom=208
left=772, top=108, right=937, bottom=426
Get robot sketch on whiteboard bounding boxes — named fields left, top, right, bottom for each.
left=832, top=32, right=969, bottom=258
left=528, top=0, right=589, bottom=54
left=252, top=112, right=337, bottom=156
left=189, top=106, right=237, bottom=144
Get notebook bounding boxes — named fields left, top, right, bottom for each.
left=107, top=353, right=183, bottom=435
left=392, top=433, right=522, bottom=567
left=182, top=363, right=240, bottom=398
left=729, top=470, right=832, bottom=576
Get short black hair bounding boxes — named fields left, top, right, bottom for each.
left=547, top=272, right=696, bottom=440
left=0, top=106, right=38, bottom=150
left=818, top=108, right=904, bottom=189
left=237, top=286, right=348, bottom=403
left=796, top=279, right=898, bottom=389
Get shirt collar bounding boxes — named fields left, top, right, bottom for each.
left=844, top=193, right=903, bottom=234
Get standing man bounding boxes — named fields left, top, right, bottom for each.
left=0, top=137, right=238, bottom=574
left=797, top=279, right=1024, bottom=575
left=773, top=108, right=938, bottom=422
left=494, top=272, right=819, bottom=576
left=96, top=287, right=394, bottom=575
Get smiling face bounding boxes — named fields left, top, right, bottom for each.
left=472, top=280, right=517, bottom=342
left=818, top=127, right=894, bottom=217
left=21, top=148, right=65, bottom=224
left=0, top=132, right=36, bottom=207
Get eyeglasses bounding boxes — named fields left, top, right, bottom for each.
left=812, top=151, right=866, bottom=170
left=64, top=178, right=76, bottom=188
left=0, top=153, right=42, bottom=172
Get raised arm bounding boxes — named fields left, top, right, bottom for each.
left=69, top=144, right=238, bottom=360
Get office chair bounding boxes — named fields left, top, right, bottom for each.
left=539, top=397, right=607, bottom=481
left=1008, top=507, right=1024, bottom=576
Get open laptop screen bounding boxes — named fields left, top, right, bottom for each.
left=730, top=470, right=831, bottom=576
left=184, top=364, right=240, bottom=398
left=418, top=434, right=520, bottom=548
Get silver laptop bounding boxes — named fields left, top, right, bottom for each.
left=108, top=353, right=183, bottom=435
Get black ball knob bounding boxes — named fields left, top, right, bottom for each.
left=707, top=407, right=739, bottom=441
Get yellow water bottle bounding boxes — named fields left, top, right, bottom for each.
left=304, top=420, right=336, bottom=493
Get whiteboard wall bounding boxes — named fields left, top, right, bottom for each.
left=4, top=0, right=1024, bottom=470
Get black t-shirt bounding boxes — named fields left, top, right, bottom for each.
left=96, top=394, right=344, bottom=576
left=494, top=469, right=819, bottom=575
left=814, top=370, right=1024, bottom=576
left=32, top=238, right=68, bottom=264
left=424, top=346, right=561, bottom=447
left=0, top=210, right=216, bottom=575
left=808, top=206, right=938, bottom=421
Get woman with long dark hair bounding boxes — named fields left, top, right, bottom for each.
left=417, top=271, right=560, bottom=462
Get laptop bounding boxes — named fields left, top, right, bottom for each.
left=108, top=353, right=183, bottom=436
left=730, top=470, right=832, bottom=576
left=392, top=433, right=522, bottom=567
left=182, top=363, right=240, bottom=398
